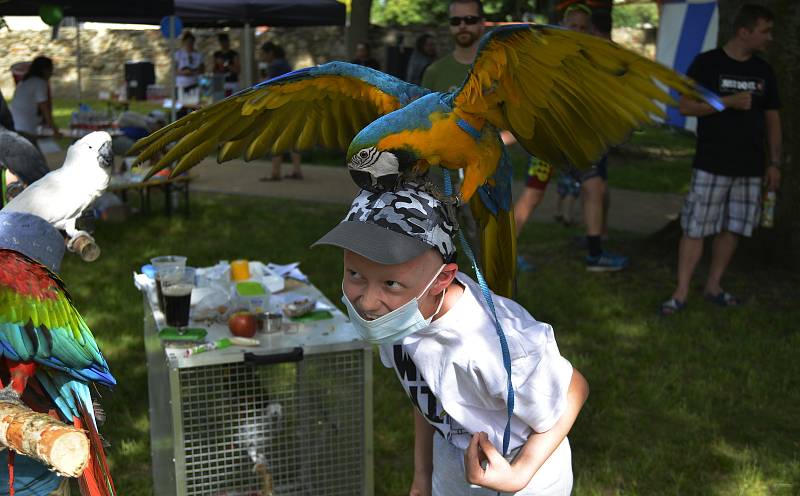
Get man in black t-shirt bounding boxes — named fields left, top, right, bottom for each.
left=661, top=4, right=782, bottom=315
left=213, top=33, right=240, bottom=95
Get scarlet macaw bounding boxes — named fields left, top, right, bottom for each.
left=0, top=211, right=116, bottom=496
left=131, top=24, right=721, bottom=297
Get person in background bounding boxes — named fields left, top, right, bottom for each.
left=351, top=42, right=381, bottom=71
left=175, top=31, right=205, bottom=96
left=660, top=4, right=781, bottom=315
left=562, top=3, right=627, bottom=272
left=554, top=169, right=581, bottom=226
left=213, top=32, right=240, bottom=96
left=420, top=0, right=487, bottom=260
left=405, top=34, right=437, bottom=85
left=421, top=0, right=485, bottom=93
left=258, top=42, right=303, bottom=181
left=10, top=56, right=60, bottom=140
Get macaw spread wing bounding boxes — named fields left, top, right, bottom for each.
left=454, top=24, right=721, bottom=170
left=0, top=249, right=114, bottom=386
left=130, top=62, right=430, bottom=178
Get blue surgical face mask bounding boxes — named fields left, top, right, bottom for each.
left=341, top=265, right=447, bottom=345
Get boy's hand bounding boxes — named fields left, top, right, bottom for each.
left=464, top=432, right=526, bottom=492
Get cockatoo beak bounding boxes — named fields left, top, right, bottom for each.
left=98, top=141, right=113, bottom=169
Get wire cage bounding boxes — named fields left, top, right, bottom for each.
left=143, top=292, right=373, bottom=496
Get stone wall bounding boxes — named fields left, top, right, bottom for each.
left=0, top=25, right=655, bottom=100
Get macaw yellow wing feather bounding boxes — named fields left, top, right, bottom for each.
left=129, top=62, right=430, bottom=179
left=453, top=24, right=721, bottom=174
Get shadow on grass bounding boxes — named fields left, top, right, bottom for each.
left=59, top=193, right=798, bottom=495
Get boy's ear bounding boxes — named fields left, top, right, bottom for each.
left=434, top=262, right=459, bottom=293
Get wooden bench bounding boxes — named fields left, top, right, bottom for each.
left=109, top=174, right=192, bottom=217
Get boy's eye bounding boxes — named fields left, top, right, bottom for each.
left=347, top=269, right=362, bottom=279
left=385, top=280, right=402, bottom=289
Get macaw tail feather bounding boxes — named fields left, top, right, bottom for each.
left=470, top=195, right=517, bottom=299
left=73, top=393, right=115, bottom=496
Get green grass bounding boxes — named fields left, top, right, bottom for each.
left=58, top=192, right=799, bottom=495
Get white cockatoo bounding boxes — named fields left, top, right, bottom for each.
left=2, top=131, right=113, bottom=250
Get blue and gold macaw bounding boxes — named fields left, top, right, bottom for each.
left=131, top=24, right=721, bottom=297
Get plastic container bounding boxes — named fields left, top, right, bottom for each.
left=234, top=281, right=269, bottom=314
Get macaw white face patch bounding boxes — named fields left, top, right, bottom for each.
left=348, top=147, right=399, bottom=179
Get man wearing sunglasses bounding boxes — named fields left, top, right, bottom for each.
left=421, top=0, right=485, bottom=93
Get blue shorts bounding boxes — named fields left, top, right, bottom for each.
left=579, top=154, right=608, bottom=182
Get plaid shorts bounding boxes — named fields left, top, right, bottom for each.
left=681, top=169, right=762, bottom=238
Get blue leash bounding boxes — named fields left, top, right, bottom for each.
left=442, top=170, right=515, bottom=458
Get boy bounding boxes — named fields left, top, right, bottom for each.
left=314, top=183, right=589, bottom=495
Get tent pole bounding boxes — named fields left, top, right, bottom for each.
left=76, top=21, right=82, bottom=103
left=243, top=22, right=253, bottom=86
left=169, top=15, right=176, bottom=122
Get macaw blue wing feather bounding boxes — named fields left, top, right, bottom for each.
left=35, top=368, right=94, bottom=423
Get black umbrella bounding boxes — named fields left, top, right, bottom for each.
left=0, top=0, right=174, bottom=22
left=176, top=0, right=345, bottom=27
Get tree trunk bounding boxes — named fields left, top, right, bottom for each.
left=347, top=0, right=373, bottom=59
left=718, top=0, right=800, bottom=260
left=0, top=400, right=90, bottom=478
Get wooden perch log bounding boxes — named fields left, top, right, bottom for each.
left=0, top=401, right=89, bottom=477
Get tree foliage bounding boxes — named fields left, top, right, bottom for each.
left=370, top=0, right=541, bottom=26
left=612, top=3, right=658, bottom=28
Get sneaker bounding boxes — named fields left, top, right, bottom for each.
left=517, top=255, right=536, bottom=273
left=585, top=252, right=628, bottom=272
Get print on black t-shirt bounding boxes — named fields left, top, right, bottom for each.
left=719, top=75, right=765, bottom=96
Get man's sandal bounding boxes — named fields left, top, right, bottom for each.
left=659, top=298, right=686, bottom=316
left=705, top=292, right=742, bottom=307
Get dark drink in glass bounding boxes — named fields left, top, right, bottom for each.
left=163, top=283, right=193, bottom=328
left=156, top=277, right=164, bottom=310
left=151, top=255, right=187, bottom=310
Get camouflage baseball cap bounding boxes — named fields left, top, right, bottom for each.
left=313, top=184, right=457, bottom=264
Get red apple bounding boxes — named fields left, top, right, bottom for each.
left=228, top=312, right=257, bottom=338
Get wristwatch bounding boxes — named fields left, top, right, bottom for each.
left=769, top=160, right=781, bottom=168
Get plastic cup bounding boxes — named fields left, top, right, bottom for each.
left=231, top=259, right=250, bottom=281
left=162, top=267, right=195, bottom=328
left=151, top=256, right=187, bottom=308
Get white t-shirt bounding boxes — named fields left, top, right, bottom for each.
left=175, top=49, right=204, bottom=88
left=378, top=272, right=574, bottom=452
left=10, top=77, right=49, bottom=134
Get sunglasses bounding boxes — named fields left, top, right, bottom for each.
left=449, top=15, right=482, bottom=26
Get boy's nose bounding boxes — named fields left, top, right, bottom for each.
left=357, top=287, right=384, bottom=319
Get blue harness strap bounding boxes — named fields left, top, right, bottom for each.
left=442, top=170, right=515, bottom=457
left=456, top=118, right=482, bottom=141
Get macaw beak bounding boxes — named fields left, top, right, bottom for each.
left=349, top=169, right=400, bottom=194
